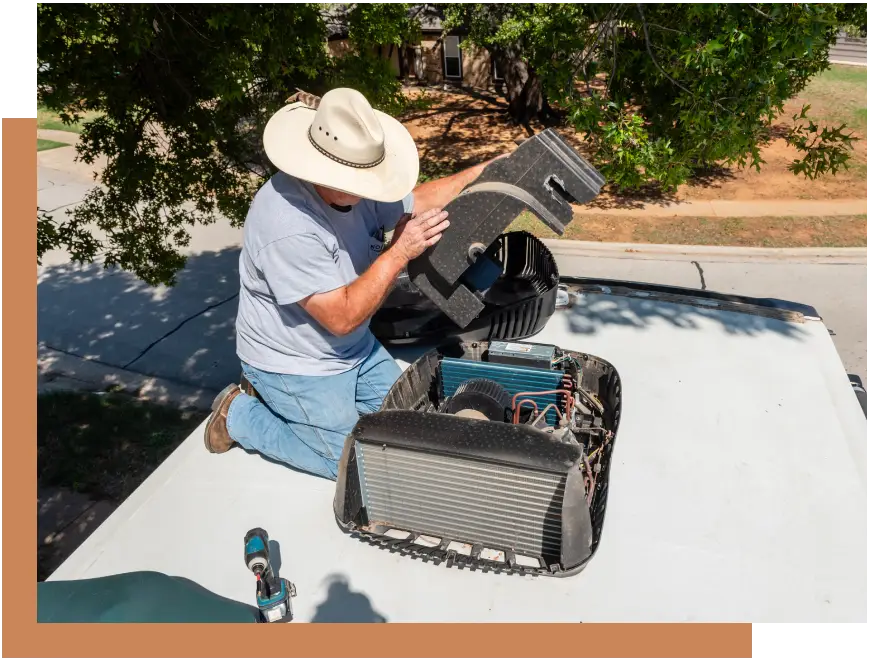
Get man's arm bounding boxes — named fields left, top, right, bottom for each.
left=300, top=208, right=449, bottom=336
left=412, top=154, right=508, bottom=215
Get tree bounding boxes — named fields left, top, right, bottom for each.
left=837, top=3, right=868, bottom=38
left=37, top=3, right=417, bottom=285
left=445, top=3, right=858, bottom=191
left=443, top=3, right=560, bottom=130
left=345, top=2, right=426, bottom=84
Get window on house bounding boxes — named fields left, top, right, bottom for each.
left=443, top=35, right=462, bottom=79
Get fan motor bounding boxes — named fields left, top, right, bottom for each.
left=443, top=378, right=512, bottom=422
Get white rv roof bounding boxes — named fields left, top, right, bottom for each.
left=49, top=289, right=867, bottom=622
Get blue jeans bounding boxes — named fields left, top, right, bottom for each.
left=226, top=341, right=402, bottom=480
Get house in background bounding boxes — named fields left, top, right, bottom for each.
left=326, top=6, right=503, bottom=91
left=413, top=12, right=502, bottom=90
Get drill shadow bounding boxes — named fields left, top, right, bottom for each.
left=268, top=539, right=282, bottom=576
left=309, top=574, right=388, bottom=623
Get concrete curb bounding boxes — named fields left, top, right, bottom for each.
left=575, top=198, right=867, bottom=217
left=542, top=239, right=868, bottom=264
left=829, top=59, right=866, bottom=67
left=38, top=344, right=218, bottom=410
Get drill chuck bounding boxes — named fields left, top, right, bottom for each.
left=244, top=527, right=272, bottom=577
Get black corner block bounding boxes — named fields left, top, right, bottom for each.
left=407, top=129, right=605, bottom=327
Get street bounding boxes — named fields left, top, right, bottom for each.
left=38, top=161, right=867, bottom=396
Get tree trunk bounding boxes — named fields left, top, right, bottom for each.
left=385, top=43, right=397, bottom=80
left=397, top=45, right=407, bottom=81
left=540, top=90, right=561, bottom=123
left=517, top=71, right=544, bottom=126
left=497, top=49, right=545, bottom=131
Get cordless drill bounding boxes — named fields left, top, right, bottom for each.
left=244, top=528, right=296, bottom=623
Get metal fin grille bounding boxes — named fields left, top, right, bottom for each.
left=357, top=442, right=565, bottom=557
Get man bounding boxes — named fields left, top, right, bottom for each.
left=204, top=87, right=504, bottom=480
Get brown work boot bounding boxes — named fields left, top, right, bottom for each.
left=204, top=384, right=242, bottom=454
left=240, top=374, right=261, bottom=401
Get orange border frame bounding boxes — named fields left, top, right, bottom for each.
left=4, top=118, right=751, bottom=657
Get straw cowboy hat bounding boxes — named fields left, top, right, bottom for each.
left=263, top=88, right=420, bottom=203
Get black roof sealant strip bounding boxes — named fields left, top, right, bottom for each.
left=560, top=276, right=821, bottom=320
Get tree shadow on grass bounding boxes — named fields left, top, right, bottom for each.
left=38, top=390, right=202, bottom=502
left=408, top=88, right=532, bottom=182
left=580, top=166, right=737, bottom=211
left=581, top=185, right=682, bottom=210
left=687, top=164, right=737, bottom=189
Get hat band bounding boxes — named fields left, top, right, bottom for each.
left=307, top=128, right=386, bottom=169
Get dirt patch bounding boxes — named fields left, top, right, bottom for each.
left=678, top=109, right=867, bottom=202
left=510, top=212, right=867, bottom=248
left=402, top=64, right=867, bottom=202
left=38, top=390, right=201, bottom=502
left=401, top=89, right=592, bottom=181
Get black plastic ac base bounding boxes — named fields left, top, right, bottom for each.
left=406, top=129, right=604, bottom=328
left=372, top=231, right=559, bottom=346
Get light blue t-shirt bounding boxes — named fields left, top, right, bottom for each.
left=236, top=173, right=414, bottom=376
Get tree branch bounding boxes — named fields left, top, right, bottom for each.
left=167, top=4, right=212, bottom=43
left=570, top=5, right=618, bottom=81
left=636, top=3, right=732, bottom=115
left=647, top=23, right=687, bottom=35
left=749, top=5, right=772, bottom=19
left=606, top=6, right=628, bottom=96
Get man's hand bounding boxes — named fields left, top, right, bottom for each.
left=389, top=207, right=450, bottom=262
left=299, top=208, right=448, bottom=336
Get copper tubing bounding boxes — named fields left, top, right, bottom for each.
left=511, top=389, right=573, bottom=423
left=512, top=398, right=540, bottom=424
left=531, top=403, right=564, bottom=428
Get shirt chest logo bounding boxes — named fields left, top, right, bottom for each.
left=370, top=226, right=385, bottom=256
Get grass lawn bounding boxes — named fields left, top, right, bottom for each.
left=800, top=64, right=867, bottom=131
left=38, top=391, right=202, bottom=502
left=510, top=212, right=867, bottom=248
left=37, top=138, right=69, bottom=152
left=37, top=104, right=101, bottom=133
